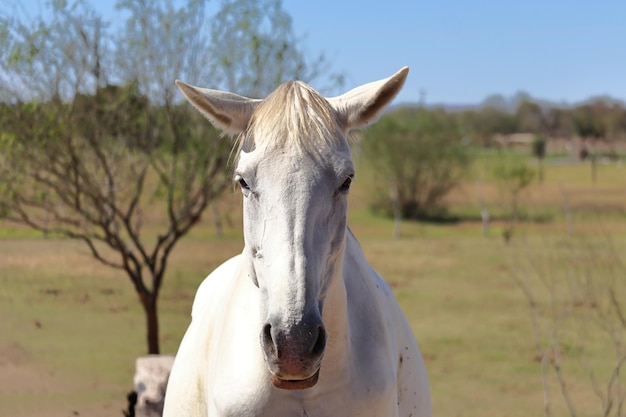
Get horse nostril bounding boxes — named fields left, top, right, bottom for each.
left=311, top=325, right=326, bottom=357
left=262, top=323, right=276, bottom=357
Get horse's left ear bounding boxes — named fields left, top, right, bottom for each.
left=329, top=67, right=409, bottom=131
left=175, top=80, right=261, bottom=135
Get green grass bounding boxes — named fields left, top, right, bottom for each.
left=1, top=155, right=625, bottom=417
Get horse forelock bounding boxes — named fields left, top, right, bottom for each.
left=236, top=81, right=344, bottom=157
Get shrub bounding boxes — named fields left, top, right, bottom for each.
left=361, top=107, right=472, bottom=220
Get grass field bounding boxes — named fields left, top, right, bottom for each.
left=1, top=152, right=625, bottom=417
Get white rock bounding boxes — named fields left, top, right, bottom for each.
left=133, top=355, right=175, bottom=417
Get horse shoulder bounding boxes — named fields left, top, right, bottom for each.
left=343, top=236, right=431, bottom=417
left=387, top=288, right=432, bottom=417
left=163, top=254, right=244, bottom=417
left=341, top=241, right=399, bottom=396
left=191, top=254, right=243, bottom=319
left=372, top=266, right=432, bottom=417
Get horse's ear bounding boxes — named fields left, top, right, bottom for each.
left=329, top=67, right=409, bottom=131
left=175, top=80, right=261, bottom=135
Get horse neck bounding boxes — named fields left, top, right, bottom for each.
left=319, top=229, right=360, bottom=360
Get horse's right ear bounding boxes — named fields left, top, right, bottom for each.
left=329, top=67, right=409, bottom=131
left=175, top=80, right=261, bottom=135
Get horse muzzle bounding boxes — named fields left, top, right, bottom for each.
left=260, top=318, right=327, bottom=390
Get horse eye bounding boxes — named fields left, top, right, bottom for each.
left=235, top=174, right=250, bottom=190
left=339, top=175, right=353, bottom=192
left=237, top=177, right=250, bottom=190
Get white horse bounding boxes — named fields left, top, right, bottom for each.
left=163, top=67, right=431, bottom=417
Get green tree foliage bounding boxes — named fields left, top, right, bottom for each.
left=573, top=103, right=608, bottom=139
left=456, top=106, right=518, bottom=146
left=361, top=107, right=472, bottom=220
left=543, top=106, right=573, bottom=138
left=515, top=100, right=546, bottom=133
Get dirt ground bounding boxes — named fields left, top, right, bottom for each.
left=0, top=342, right=126, bottom=417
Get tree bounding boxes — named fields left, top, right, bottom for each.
left=516, top=99, right=546, bottom=134
left=0, top=0, right=340, bottom=354
left=573, top=103, right=608, bottom=183
left=361, top=107, right=472, bottom=228
left=532, top=134, right=547, bottom=183
left=206, top=0, right=343, bottom=97
left=543, top=106, right=574, bottom=138
left=457, top=106, right=518, bottom=146
left=493, top=155, right=535, bottom=243
left=510, top=231, right=626, bottom=417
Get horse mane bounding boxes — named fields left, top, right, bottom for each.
left=236, top=81, right=344, bottom=156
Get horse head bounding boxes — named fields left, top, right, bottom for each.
left=176, top=67, right=408, bottom=390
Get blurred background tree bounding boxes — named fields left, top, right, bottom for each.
left=361, top=107, right=472, bottom=236
left=492, top=156, right=535, bottom=243
left=532, top=134, right=547, bottom=182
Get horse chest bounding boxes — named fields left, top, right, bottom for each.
left=212, top=374, right=397, bottom=417
left=210, top=336, right=397, bottom=417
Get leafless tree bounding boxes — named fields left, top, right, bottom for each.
left=510, top=227, right=626, bottom=417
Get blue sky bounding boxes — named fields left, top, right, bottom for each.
left=13, top=0, right=626, bottom=105
left=286, top=0, right=626, bottom=105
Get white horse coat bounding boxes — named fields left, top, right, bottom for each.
left=163, top=67, right=431, bottom=417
